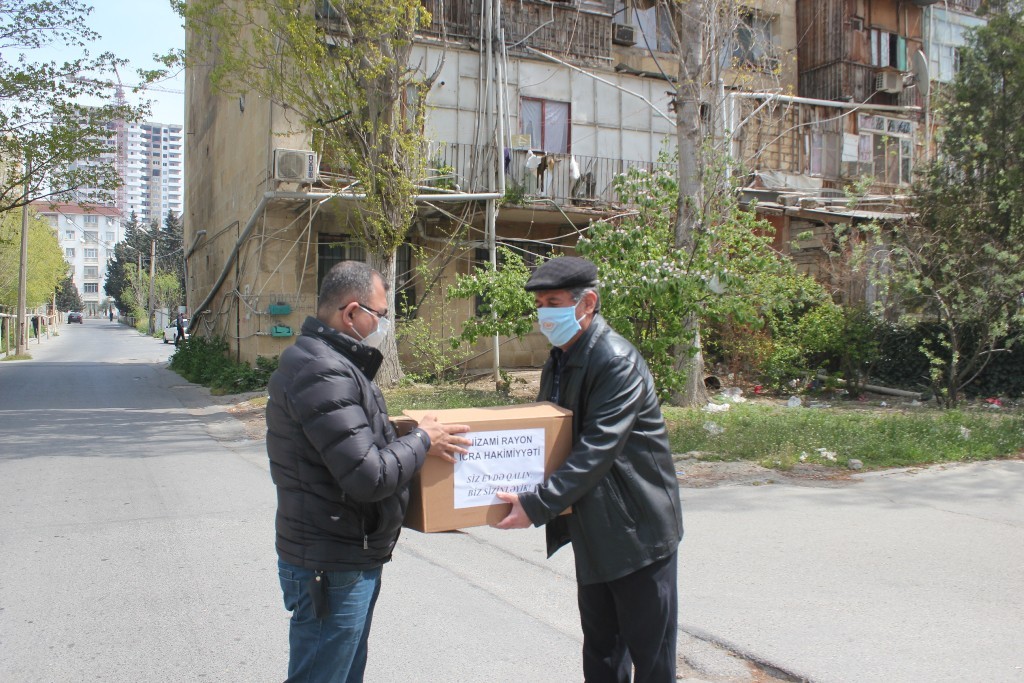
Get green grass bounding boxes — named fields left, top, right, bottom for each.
left=380, top=384, right=1024, bottom=471
left=383, top=385, right=522, bottom=414
left=664, top=403, right=1024, bottom=470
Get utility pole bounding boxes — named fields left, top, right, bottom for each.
left=16, top=161, right=30, bottom=356
left=148, top=232, right=156, bottom=335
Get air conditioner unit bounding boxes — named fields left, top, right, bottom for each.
left=612, top=22, right=636, bottom=47
left=875, top=71, right=904, bottom=94
left=274, top=149, right=318, bottom=183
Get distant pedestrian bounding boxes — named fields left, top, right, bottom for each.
left=109, top=310, right=114, bottom=323
left=30, top=315, right=39, bottom=340
left=175, top=312, right=185, bottom=347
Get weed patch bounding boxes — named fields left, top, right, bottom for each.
left=665, top=403, right=1024, bottom=470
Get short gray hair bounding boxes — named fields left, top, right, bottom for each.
left=316, top=261, right=388, bottom=319
left=569, top=286, right=601, bottom=313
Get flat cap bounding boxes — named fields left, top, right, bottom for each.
left=524, top=256, right=598, bottom=291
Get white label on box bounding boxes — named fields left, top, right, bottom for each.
left=453, top=427, right=546, bottom=509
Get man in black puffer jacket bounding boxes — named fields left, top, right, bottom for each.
left=495, top=256, right=683, bottom=683
left=267, top=261, right=470, bottom=683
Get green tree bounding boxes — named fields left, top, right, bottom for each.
left=173, top=0, right=443, bottom=386
left=880, top=7, right=1024, bottom=407
left=445, top=246, right=536, bottom=348
left=0, top=0, right=147, bottom=213
left=55, top=273, right=84, bottom=312
left=576, top=158, right=782, bottom=401
left=104, top=212, right=148, bottom=315
left=0, top=208, right=67, bottom=308
left=158, top=210, right=185, bottom=298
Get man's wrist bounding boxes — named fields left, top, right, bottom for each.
left=410, top=427, right=431, bottom=450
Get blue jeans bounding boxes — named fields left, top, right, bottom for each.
left=278, top=559, right=383, bottom=683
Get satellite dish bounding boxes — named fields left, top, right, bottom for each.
left=911, top=49, right=930, bottom=98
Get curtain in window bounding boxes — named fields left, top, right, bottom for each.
left=544, top=101, right=569, bottom=153
left=520, top=99, right=543, bottom=149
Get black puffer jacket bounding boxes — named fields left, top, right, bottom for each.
left=267, top=316, right=428, bottom=571
left=518, top=316, right=683, bottom=585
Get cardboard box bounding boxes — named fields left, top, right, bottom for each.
left=396, top=402, right=573, bottom=533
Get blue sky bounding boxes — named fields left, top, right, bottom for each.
left=84, top=0, right=185, bottom=125
left=22, top=0, right=186, bottom=125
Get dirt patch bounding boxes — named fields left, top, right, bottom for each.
left=676, top=459, right=853, bottom=488
left=228, top=397, right=270, bottom=441
left=461, top=368, right=544, bottom=401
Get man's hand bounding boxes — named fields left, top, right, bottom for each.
left=493, top=491, right=532, bottom=529
left=416, top=414, right=471, bottom=463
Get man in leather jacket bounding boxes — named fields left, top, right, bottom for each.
left=496, top=256, right=684, bottom=683
left=267, top=261, right=470, bottom=683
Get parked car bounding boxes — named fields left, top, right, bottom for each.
left=163, top=318, right=189, bottom=344
left=67, top=312, right=83, bottom=323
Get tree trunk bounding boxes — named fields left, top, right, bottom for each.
left=368, top=249, right=404, bottom=388
left=671, top=1, right=710, bottom=407
left=678, top=315, right=710, bottom=405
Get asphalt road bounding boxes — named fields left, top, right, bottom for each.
left=2, top=321, right=1022, bottom=682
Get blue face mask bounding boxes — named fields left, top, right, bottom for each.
left=537, top=304, right=583, bottom=347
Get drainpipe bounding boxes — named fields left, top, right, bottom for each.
left=731, top=91, right=922, bottom=114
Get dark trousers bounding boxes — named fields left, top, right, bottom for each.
left=577, top=552, right=678, bottom=683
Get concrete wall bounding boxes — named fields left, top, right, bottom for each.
left=417, top=44, right=676, bottom=162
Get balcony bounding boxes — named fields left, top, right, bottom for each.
left=417, top=0, right=612, bottom=65
left=424, top=141, right=672, bottom=208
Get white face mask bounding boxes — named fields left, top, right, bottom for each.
left=354, top=304, right=390, bottom=349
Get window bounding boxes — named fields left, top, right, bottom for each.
left=858, top=114, right=914, bottom=185
left=83, top=214, right=98, bottom=225
left=83, top=231, right=98, bottom=243
left=732, top=10, right=776, bottom=69
left=84, top=283, right=99, bottom=293
left=84, top=266, right=98, bottom=277
left=64, top=230, right=74, bottom=240
left=106, top=232, right=115, bottom=242
left=395, top=243, right=416, bottom=320
left=84, top=249, right=98, bottom=259
left=809, top=131, right=841, bottom=178
left=870, top=29, right=906, bottom=70
left=66, top=248, right=75, bottom=259
left=630, top=1, right=675, bottom=53
left=519, top=98, right=570, bottom=154
left=317, top=237, right=366, bottom=291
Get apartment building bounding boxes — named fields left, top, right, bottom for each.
left=923, top=0, right=986, bottom=85
left=32, top=202, right=123, bottom=316
left=185, top=0, right=800, bottom=368
left=185, top=0, right=963, bottom=366
left=72, top=121, right=184, bottom=227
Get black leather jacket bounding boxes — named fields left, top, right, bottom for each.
left=266, top=316, right=429, bottom=571
left=518, top=316, right=684, bottom=585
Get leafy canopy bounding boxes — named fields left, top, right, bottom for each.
left=0, top=0, right=148, bottom=213
left=881, top=7, right=1024, bottom=406
left=174, top=0, right=439, bottom=257
left=0, top=208, right=67, bottom=308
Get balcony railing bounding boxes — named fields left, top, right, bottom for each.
left=425, top=141, right=672, bottom=208
left=419, top=0, right=612, bottom=64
